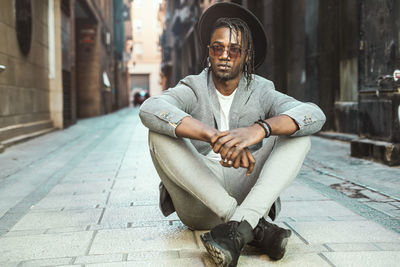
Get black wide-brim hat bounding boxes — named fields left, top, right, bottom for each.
left=198, top=2, right=267, bottom=69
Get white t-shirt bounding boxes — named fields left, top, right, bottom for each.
left=206, top=89, right=236, bottom=160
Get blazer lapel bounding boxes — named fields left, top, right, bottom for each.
left=208, top=72, right=221, bottom=129
left=229, top=76, right=254, bottom=129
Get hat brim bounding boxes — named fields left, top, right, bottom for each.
left=198, top=2, right=267, bottom=69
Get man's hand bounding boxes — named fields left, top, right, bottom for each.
left=219, top=148, right=256, bottom=176
left=176, top=117, right=258, bottom=175
left=211, top=124, right=265, bottom=163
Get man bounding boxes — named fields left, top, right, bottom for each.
left=139, top=3, right=325, bottom=266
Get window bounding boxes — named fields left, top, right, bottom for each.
left=134, top=19, right=143, bottom=32
left=134, top=43, right=143, bottom=58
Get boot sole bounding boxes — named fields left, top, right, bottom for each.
left=200, top=232, right=234, bottom=267
left=270, top=230, right=292, bottom=261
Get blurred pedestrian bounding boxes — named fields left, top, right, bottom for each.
left=139, top=3, right=326, bottom=266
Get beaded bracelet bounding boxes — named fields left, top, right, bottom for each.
left=254, top=119, right=272, bottom=138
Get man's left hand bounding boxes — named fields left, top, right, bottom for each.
left=219, top=148, right=256, bottom=175
left=211, top=124, right=265, bottom=163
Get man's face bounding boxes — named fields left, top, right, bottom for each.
left=209, top=27, right=246, bottom=81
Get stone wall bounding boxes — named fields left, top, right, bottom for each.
left=0, top=1, right=51, bottom=128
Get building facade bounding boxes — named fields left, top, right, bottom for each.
left=128, top=0, right=163, bottom=98
left=158, top=0, right=400, bottom=165
left=0, top=0, right=132, bottom=153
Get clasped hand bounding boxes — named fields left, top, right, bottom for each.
left=209, top=125, right=265, bottom=176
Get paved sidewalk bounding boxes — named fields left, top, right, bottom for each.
left=0, top=108, right=399, bottom=267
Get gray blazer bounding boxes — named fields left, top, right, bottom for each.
left=140, top=69, right=326, bottom=154
left=140, top=69, right=326, bottom=220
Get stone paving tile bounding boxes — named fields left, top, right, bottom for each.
left=359, top=190, right=392, bottom=202
left=77, top=162, right=121, bottom=168
left=108, top=190, right=158, bottom=206
left=127, top=250, right=180, bottom=261
left=19, top=257, right=73, bottom=266
left=31, top=193, right=107, bottom=210
left=47, top=181, right=113, bottom=196
left=279, top=200, right=358, bottom=218
left=388, top=201, right=400, bottom=208
left=274, top=216, right=296, bottom=223
left=329, top=215, right=368, bottom=221
left=204, top=253, right=332, bottom=267
left=244, top=254, right=332, bottom=267
left=365, top=202, right=400, bottom=217
left=74, top=254, right=123, bottom=264
left=117, top=167, right=138, bottom=174
left=46, top=226, right=88, bottom=234
left=0, top=262, right=19, bottom=267
left=11, top=208, right=101, bottom=231
left=0, top=231, right=93, bottom=262
left=93, top=220, right=183, bottom=232
left=325, top=242, right=380, bottom=252
left=374, top=242, right=400, bottom=250
left=322, top=251, right=400, bottom=267
left=284, top=243, right=329, bottom=255
left=100, top=206, right=180, bottom=228
left=365, top=201, right=399, bottom=212
left=86, top=258, right=205, bottom=267
left=112, top=179, right=136, bottom=190
left=383, top=209, right=400, bottom=217
left=65, top=167, right=116, bottom=174
left=280, top=184, right=329, bottom=201
left=287, top=221, right=400, bottom=244
left=62, top=170, right=117, bottom=178
left=178, top=249, right=207, bottom=259
left=0, top=208, right=8, bottom=218
left=116, top=171, right=136, bottom=179
left=4, top=229, right=46, bottom=237
left=60, top=176, right=115, bottom=184
left=0, top=196, right=28, bottom=211
left=302, top=170, right=342, bottom=186
left=89, top=226, right=197, bottom=255
left=70, top=167, right=119, bottom=174
left=107, top=190, right=137, bottom=206
left=289, top=216, right=334, bottom=222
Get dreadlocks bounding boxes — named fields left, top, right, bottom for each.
left=209, top=17, right=255, bottom=89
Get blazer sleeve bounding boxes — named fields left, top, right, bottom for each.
left=139, top=82, right=197, bottom=138
left=262, top=81, right=326, bottom=136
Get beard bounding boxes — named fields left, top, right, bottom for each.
left=211, top=61, right=243, bottom=81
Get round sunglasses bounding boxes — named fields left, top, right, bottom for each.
left=208, top=44, right=244, bottom=59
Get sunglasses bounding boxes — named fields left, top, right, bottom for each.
left=208, top=44, right=244, bottom=59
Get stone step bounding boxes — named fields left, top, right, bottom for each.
left=0, top=120, right=53, bottom=142
left=0, top=127, right=56, bottom=153
left=351, top=138, right=400, bottom=166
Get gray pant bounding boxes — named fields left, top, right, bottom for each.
left=148, top=131, right=311, bottom=230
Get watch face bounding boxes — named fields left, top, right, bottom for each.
left=15, top=0, right=32, bottom=56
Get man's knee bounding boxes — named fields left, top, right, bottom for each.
left=148, top=130, right=179, bottom=152
left=275, top=135, right=311, bottom=155
left=292, top=135, right=311, bottom=152
left=148, top=130, right=167, bottom=146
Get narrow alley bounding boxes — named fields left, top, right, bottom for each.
left=0, top=108, right=399, bottom=267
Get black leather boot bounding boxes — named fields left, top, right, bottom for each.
left=201, top=220, right=254, bottom=267
left=249, top=218, right=292, bottom=260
